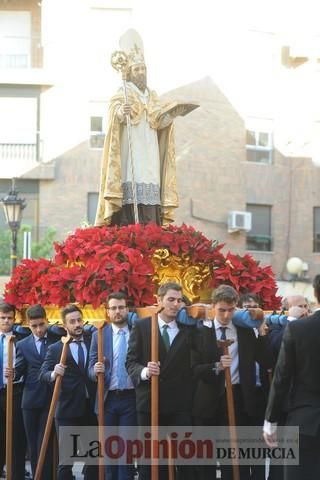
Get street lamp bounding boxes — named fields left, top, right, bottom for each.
left=1, top=179, right=26, bottom=272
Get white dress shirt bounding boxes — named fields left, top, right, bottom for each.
left=141, top=316, right=179, bottom=381
left=109, top=324, right=134, bottom=390
left=203, top=319, right=240, bottom=384
left=158, top=316, right=179, bottom=346
left=1, top=331, right=17, bottom=386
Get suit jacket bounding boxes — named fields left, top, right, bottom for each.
left=192, top=322, right=271, bottom=418
left=126, top=317, right=197, bottom=415
left=15, top=331, right=61, bottom=409
left=267, top=323, right=286, bottom=367
left=39, top=334, right=96, bottom=419
left=0, top=331, right=26, bottom=389
left=265, top=311, right=320, bottom=436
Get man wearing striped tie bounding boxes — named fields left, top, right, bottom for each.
left=192, top=285, right=271, bottom=480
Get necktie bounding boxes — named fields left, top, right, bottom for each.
left=162, top=324, right=170, bottom=351
left=0, top=335, right=4, bottom=389
left=76, top=341, right=85, bottom=370
left=220, top=326, right=227, bottom=340
left=39, top=337, right=47, bottom=360
left=117, top=330, right=128, bottom=390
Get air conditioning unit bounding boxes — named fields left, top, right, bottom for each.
left=228, top=211, right=252, bottom=233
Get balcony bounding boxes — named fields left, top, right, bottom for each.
left=0, top=34, right=43, bottom=70
left=0, top=142, right=37, bottom=161
left=0, top=142, right=54, bottom=179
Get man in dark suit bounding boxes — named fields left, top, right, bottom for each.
left=126, top=282, right=197, bottom=480
left=88, top=291, right=136, bottom=480
left=267, top=294, right=308, bottom=365
left=192, top=285, right=271, bottom=480
left=39, top=304, right=97, bottom=480
left=0, top=302, right=27, bottom=480
left=263, top=275, right=320, bottom=480
left=15, top=304, right=62, bottom=479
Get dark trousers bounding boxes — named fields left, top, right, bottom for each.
left=104, top=389, right=137, bottom=480
left=55, top=400, right=98, bottom=480
left=283, top=432, right=320, bottom=480
left=137, top=411, right=194, bottom=480
left=23, top=406, right=53, bottom=479
left=0, top=385, right=26, bottom=480
left=194, top=385, right=265, bottom=480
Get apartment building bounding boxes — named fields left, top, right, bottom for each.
left=1, top=0, right=320, bottom=281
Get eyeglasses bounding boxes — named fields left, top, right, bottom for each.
left=108, top=306, right=127, bottom=311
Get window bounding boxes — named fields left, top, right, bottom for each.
left=90, top=116, right=105, bottom=149
left=313, top=207, right=320, bottom=252
left=0, top=12, right=31, bottom=69
left=245, top=118, right=273, bottom=164
left=246, top=204, right=272, bottom=252
left=87, top=192, right=99, bottom=225
left=246, top=130, right=273, bottom=163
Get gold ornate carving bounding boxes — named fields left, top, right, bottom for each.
left=152, top=248, right=212, bottom=303
left=16, top=304, right=107, bottom=325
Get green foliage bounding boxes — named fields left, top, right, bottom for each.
left=0, top=225, right=56, bottom=275
left=0, top=229, right=11, bottom=275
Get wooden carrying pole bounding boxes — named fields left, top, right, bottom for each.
left=96, top=320, right=106, bottom=480
left=150, top=307, right=159, bottom=480
left=6, top=335, right=15, bottom=480
left=136, top=306, right=162, bottom=480
left=35, top=336, right=72, bottom=480
left=217, top=339, right=240, bottom=480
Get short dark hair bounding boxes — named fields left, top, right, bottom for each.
left=61, top=304, right=82, bottom=322
left=313, top=274, right=320, bottom=302
left=26, top=304, right=47, bottom=320
left=157, top=282, right=182, bottom=298
left=211, top=285, right=239, bottom=305
left=239, top=293, right=261, bottom=308
left=107, top=292, right=127, bottom=306
left=0, top=302, right=16, bottom=315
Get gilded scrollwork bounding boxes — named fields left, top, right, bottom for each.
left=152, top=248, right=212, bottom=303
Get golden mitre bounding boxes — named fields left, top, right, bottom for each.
left=119, top=28, right=145, bottom=67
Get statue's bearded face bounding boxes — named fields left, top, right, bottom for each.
left=129, top=63, right=147, bottom=91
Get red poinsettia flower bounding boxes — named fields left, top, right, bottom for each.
left=4, top=224, right=281, bottom=310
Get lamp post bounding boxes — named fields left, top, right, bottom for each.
left=286, top=257, right=304, bottom=286
left=1, top=179, right=26, bottom=273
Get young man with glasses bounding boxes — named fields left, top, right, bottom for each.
left=88, top=292, right=137, bottom=480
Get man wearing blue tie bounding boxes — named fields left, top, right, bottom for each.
left=15, top=304, right=62, bottom=479
left=88, top=292, right=136, bottom=480
left=39, top=304, right=97, bottom=480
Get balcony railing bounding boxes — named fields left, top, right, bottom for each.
left=0, top=143, right=37, bottom=162
left=0, top=35, right=43, bottom=69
